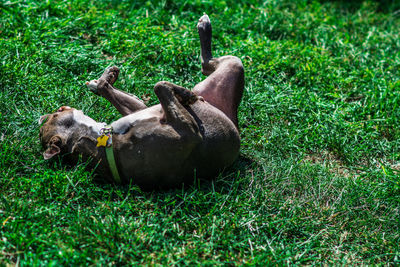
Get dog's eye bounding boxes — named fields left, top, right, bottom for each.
left=63, top=118, right=73, bottom=128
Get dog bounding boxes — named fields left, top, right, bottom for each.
left=39, top=15, right=244, bottom=189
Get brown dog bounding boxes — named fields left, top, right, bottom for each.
left=39, top=15, right=244, bottom=188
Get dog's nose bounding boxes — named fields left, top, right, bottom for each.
left=57, top=106, right=72, bottom=112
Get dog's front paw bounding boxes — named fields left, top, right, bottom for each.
left=100, top=66, right=120, bottom=86
left=187, top=94, right=199, bottom=105
left=175, top=91, right=199, bottom=106
left=86, top=80, right=100, bottom=95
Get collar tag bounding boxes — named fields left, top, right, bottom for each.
left=97, top=126, right=113, bottom=147
left=96, top=135, right=109, bottom=147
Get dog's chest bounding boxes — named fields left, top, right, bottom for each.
left=111, top=105, right=163, bottom=134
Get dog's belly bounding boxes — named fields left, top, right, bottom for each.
left=113, top=119, right=200, bottom=187
left=189, top=101, right=240, bottom=177
left=111, top=101, right=240, bottom=187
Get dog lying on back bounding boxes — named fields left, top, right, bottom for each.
left=39, top=15, right=244, bottom=189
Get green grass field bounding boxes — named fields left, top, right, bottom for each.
left=1, top=0, right=400, bottom=265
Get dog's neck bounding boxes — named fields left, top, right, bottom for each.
left=72, top=110, right=106, bottom=135
left=68, top=130, right=116, bottom=183
left=66, top=112, right=114, bottom=177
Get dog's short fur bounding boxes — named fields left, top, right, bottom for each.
left=39, top=15, right=244, bottom=189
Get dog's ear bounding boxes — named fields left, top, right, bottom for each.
left=43, top=136, right=63, bottom=160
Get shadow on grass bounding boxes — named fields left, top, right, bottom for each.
left=173, top=154, right=256, bottom=194
left=318, top=0, right=400, bottom=13
left=100, top=154, right=254, bottom=195
left=140, top=154, right=257, bottom=213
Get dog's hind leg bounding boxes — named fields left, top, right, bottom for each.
left=193, top=15, right=244, bottom=128
left=197, top=15, right=214, bottom=76
left=86, top=66, right=147, bottom=116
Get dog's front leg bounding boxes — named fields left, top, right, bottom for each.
left=87, top=66, right=147, bottom=116
left=154, top=81, right=202, bottom=136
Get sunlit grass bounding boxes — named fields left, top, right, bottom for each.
left=0, top=0, right=399, bottom=264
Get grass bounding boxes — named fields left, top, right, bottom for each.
left=1, top=0, right=400, bottom=265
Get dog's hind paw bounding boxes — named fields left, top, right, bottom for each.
left=197, top=14, right=211, bottom=34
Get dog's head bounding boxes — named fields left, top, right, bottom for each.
left=39, top=106, right=100, bottom=160
left=39, top=106, right=76, bottom=159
